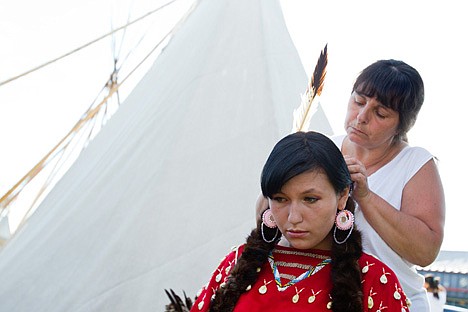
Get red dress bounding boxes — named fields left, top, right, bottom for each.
left=191, top=245, right=410, bottom=311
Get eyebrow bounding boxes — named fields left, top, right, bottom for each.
left=274, top=187, right=320, bottom=196
left=300, top=188, right=321, bottom=195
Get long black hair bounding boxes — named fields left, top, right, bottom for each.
left=210, top=132, right=363, bottom=311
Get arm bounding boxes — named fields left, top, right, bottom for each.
left=347, top=157, right=445, bottom=266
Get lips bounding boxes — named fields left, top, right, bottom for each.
left=287, top=230, right=308, bottom=238
left=349, top=126, right=366, bottom=136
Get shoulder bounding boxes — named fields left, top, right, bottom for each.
left=218, top=244, right=245, bottom=271
left=359, top=253, right=411, bottom=310
left=393, top=145, right=436, bottom=182
left=400, top=145, right=433, bottom=161
left=358, top=252, right=396, bottom=275
left=191, top=244, right=245, bottom=311
left=402, top=145, right=443, bottom=195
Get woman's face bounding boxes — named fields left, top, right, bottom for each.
left=269, top=169, right=348, bottom=250
left=344, top=91, right=400, bottom=149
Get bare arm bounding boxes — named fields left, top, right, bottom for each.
left=346, top=156, right=445, bottom=266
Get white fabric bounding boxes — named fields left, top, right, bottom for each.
left=427, top=289, right=447, bottom=312
left=0, top=1, right=332, bottom=311
left=332, top=134, right=433, bottom=311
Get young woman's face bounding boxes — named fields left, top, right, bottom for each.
left=269, top=169, right=348, bottom=250
left=344, top=91, right=400, bottom=148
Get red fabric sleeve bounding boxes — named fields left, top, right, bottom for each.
left=360, top=254, right=410, bottom=311
left=190, top=245, right=243, bottom=312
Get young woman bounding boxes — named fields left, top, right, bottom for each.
left=191, top=131, right=409, bottom=311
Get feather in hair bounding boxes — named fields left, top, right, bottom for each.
left=292, top=44, right=328, bottom=132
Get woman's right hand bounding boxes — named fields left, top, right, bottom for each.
left=343, top=155, right=372, bottom=204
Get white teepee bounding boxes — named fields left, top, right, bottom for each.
left=0, top=0, right=332, bottom=310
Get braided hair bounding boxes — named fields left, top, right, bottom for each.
left=210, top=132, right=363, bottom=311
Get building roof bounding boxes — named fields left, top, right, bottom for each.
left=419, top=250, right=468, bottom=274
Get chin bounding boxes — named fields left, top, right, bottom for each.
left=289, top=240, right=316, bottom=250
left=347, top=133, right=366, bottom=145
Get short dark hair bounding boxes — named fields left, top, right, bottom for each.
left=353, top=59, right=424, bottom=142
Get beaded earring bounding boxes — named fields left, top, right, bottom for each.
left=333, top=209, right=354, bottom=244
left=261, top=209, right=279, bottom=243
left=262, top=208, right=276, bottom=228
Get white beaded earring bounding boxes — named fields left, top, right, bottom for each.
left=261, top=209, right=279, bottom=243
left=333, top=209, right=354, bottom=244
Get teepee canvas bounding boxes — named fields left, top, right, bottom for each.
left=0, top=0, right=332, bottom=310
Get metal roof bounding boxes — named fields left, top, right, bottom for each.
left=418, top=250, right=468, bottom=274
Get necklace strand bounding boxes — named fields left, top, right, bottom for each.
left=273, top=248, right=329, bottom=259
left=268, top=251, right=331, bottom=290
left=275, top=261, right=314, bottom=270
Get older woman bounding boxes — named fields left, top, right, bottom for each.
left=333, top=59, right=445, bottom=310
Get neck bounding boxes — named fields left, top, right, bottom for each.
left=344, top=137, right=406, bottom=175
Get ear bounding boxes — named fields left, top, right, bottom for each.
left=337, top=187, right=350, bottom=211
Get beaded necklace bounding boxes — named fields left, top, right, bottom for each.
left=268, top=250, right=331, bottom=291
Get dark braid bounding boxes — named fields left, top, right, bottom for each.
left=209, top=220, right=279, bottom=312
left=211, top=203, right=363, bottom=311
left=330, top=198, right=363, bottom=311
left=210, top=132, right=366, bottom=311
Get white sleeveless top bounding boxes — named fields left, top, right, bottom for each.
left=332, top=135, right=433, bottom=311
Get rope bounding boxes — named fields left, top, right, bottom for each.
left=0, top=0, right=199, bottom=222
left=0, top=0, right=179, bottom=87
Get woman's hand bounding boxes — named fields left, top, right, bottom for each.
left=344, top=155, right=371, bottom=204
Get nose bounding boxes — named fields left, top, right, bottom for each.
left=288, top=202, right=303, bottom=224
left=357, top=105, right=370, bottom=124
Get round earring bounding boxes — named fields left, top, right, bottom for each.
left=261, top=209, right=279, bottom=243
left=335, top=209, right=354, bottom=230
left=262, top=208, right=277, bottom=228
left=334, top=209, right=354, bottom=245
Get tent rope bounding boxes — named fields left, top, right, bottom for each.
left=0, top=0, right=199, bottom=234
left=0, top=0, right=179, bottom=87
